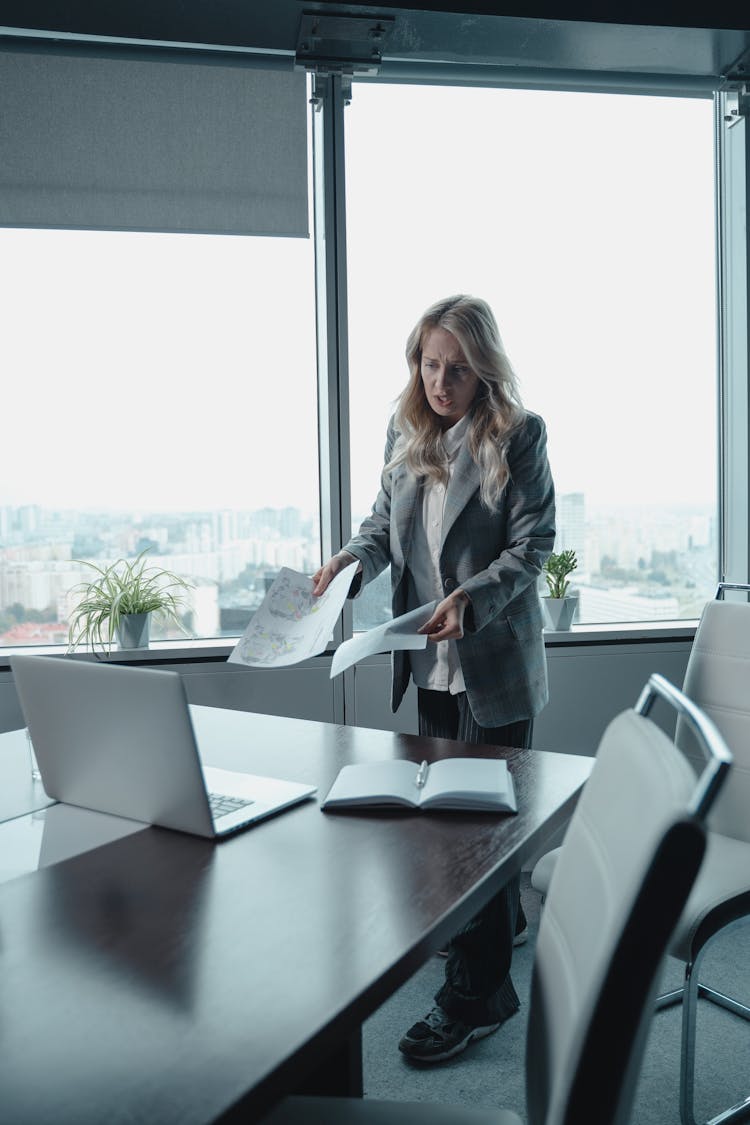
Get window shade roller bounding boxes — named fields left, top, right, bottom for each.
left=0, top=46, right=309, bottom=237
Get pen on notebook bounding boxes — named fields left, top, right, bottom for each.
left=415, top=760, right=429, bottom=788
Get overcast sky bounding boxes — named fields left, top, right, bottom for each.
left=1, top=84, right=716, bottom=522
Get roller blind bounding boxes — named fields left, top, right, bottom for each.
left=0, top=45, right=309, bottom=236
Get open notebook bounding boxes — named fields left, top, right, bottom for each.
left=322, top=757, right=517, bottom=813
left=11, top=655, right=316, bottom=839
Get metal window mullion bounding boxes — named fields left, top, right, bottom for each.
left=312, top=74, right=353, bottom=722
left=716, top=92, right=728, bottom=586
left=716, top=90, right=750, bottom=587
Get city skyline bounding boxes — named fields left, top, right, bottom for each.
left=0, top=493, right=719, bottom=644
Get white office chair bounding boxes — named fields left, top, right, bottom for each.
left=531, top=583, right=750, bottom=1125
left=262, top=674, right=731, bottom=1125
left=657, top=583, right=750, bottom=1125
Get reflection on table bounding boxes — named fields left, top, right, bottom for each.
left=0, top=707, right=593, bottom=1124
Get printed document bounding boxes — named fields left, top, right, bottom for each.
left=329, top=601, right=437, bottom=679
left=228, top=562, right=359, bottom=668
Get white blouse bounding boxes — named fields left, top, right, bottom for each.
left=407, top=414, right=468, bottom=695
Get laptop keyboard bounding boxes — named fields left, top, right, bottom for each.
left=209, top=792, right=255, bottom=818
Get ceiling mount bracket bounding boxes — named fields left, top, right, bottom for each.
left=295, top=11, right=395, bottom=80
left=722, top=86, right=750, bottom=128
left=722, top=42, right=750, bottom=89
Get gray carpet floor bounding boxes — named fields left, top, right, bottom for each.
left=363, top=876, right=750, bottom=1123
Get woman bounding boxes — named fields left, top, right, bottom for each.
left=313, top=294, right=555, bottom=1063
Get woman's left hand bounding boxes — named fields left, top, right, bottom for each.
left=418, top=591, right=470, bottom=642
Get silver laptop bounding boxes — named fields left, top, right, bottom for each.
left=10, top=655, right=316, bottom=838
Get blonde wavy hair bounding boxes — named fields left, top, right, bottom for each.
left=388, top=295, right=526, bottom=511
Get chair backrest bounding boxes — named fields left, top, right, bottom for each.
left=674, top=591, right=750, bottom=839
left=526, top=675, right=731, bottom=1125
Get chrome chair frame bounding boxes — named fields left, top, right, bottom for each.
left=634, top=672, right=731, bottom=822
left=646, top=584, right=750, bottom=1125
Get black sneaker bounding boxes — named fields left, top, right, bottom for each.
left=398, top=1005, right=501, bottom=1063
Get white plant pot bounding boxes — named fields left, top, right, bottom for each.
left=116, top=612, right=151, bottom=649
left=543, top=596, right=577, bottom=631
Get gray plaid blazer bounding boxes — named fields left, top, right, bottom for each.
left=343, top=410, right=556, bottom=727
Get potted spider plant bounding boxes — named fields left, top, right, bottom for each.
left=67, top=549, right=194, bottom=655
left=542, top=548, right=579, bottom=630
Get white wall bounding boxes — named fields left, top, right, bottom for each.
left=536, top=639, right=691, bottom=752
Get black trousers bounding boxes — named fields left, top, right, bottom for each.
left=417, top=688, right=533, bottom=1026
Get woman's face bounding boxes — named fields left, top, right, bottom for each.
left=420, top=326, right=480, bottom=429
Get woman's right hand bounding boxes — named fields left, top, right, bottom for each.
left=311, top=551, right=361, bottom=597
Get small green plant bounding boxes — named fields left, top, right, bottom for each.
left=543, top=549, right=578, bottom=600
left=67, top=549, right=194, bottom=654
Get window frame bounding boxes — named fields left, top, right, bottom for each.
left=0, top=63, right=743, bottom=670
left=337, top=72, right=724, bottom=635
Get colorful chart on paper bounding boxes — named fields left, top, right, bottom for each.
left=228, top=563, right=358, bottom=668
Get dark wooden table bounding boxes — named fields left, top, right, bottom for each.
left=0, top=706, right=592, bottom=1124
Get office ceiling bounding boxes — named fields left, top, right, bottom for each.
left=1, top=1, right=749, bottom=85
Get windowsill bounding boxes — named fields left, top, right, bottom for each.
left=0, top=637, right=233, bottom=669
left=0, top=619, right=698, bottom=672
left=542, top=620, right=697, bottom=644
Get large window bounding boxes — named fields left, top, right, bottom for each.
left=345, top=84, right=717, bottom=628
left=0, top=55, right=318, bottom=650
left=0, top=73, right=723, bottom=653
left=0, top=213, right=318, bottom=646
